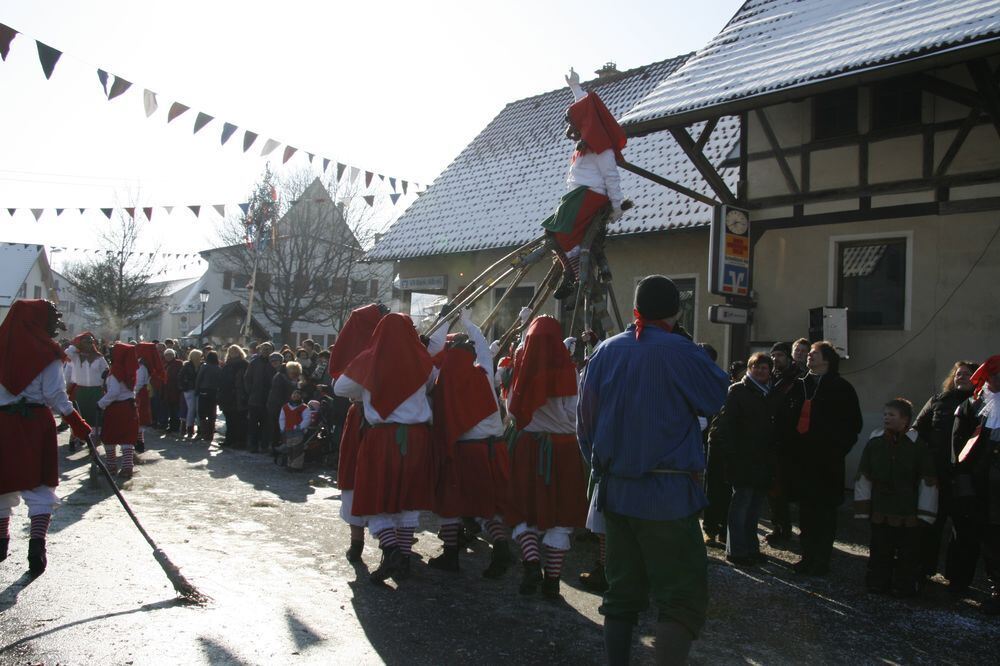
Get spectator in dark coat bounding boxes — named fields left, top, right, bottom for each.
left=194, top=350, right=224, bottom=442
left=710, top=352, right=778, bottom=565
left=913, top=361, right=976, bottom=579
left=245, top=343, right=277, bottom=453
left=701, top=344, right=730, bottom=548
left=265, top=361, right=301, bottom=452
left=163, top=348, right=184, bottom=434
left=767, top=341, right=804, bottom=545
left=218, top=345, right=250, bottom=448
left=781, top=340, right=863, bottom=576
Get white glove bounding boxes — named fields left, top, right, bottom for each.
left=608, top=207, right=623, bottom=223
left=489, top=340, right=501, bottom=356
left=563, top=337, right=577, bottom=354
left=459, top=307, right=473, bottom=327
left=518, top=306, right=532, bottom=324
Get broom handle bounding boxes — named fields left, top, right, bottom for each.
left=85, top=433, right=158, bottom=552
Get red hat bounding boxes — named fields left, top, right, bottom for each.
left=971, top=355, right=1000, bottom=397
left=110, top=343, right=139, bottom=390
left=432, top=347, right=497, bottom=460
left=327, top=303, right=385, bottom=380
left=0, top=299, right=67, bottom=396
left=567, top=91, right=627, bottom=160
left=136, top=341, right=166, bottom=385
left=342, top=313, right=432, bottom=419
left=508, top=316, right=578, bottom=426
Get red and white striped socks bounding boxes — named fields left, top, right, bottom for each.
left=0, top=516, right=9, bottom=539
left=375, top=528, right=397, bottom=550
left=438, top=522, right=461, bottom=547
left=29, top=514, right=51, bottom=540
left=484, top=519, right=507, bottom=543
left=516, top=531, right=541, bottom=563
left=105, top=444, right=118, bottom=469
left=396, top=527, right=415, bottom=556
left=599, top=534, right=607, bottom=566
left=544, top=545, right=567, bottom=579
left=121, top=444, right=135, bottom=471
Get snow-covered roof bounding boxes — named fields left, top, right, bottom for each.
left=0, top=243, right=44, bottom=307
left=369, top=55, right=740, bottom=261
left=185, top=300, right=268, bottom=338
left=622, top=0, right=1000, bottom=131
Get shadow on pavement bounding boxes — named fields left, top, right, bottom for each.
left=196, top=636, right=254, bottom=666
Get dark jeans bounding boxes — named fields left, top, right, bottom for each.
left=727, top=487, right=765, bottom=558
left=947, top=514, right=1000, bottom=594
left=702, top=454, right=730, bottom=538
left=166, top=399, right=181, bottom=432
left=221, top=407, right=247, bottom=447
left=867, top=523, right=921, bottom=594
left=247, top=405, right=267, bottom=452
left=197, top=390, right=218, bottom=439
left=798, top=500, right=838, bottom=570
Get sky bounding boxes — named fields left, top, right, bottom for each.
left=0, top=0, right=744, bottom=277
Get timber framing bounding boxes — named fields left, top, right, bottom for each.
left=669, top=126, right=737, bottom=205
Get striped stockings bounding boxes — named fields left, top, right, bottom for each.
left=599, top=534, right=606, bottom=566
left=516, top=531, right=541, bottom=563
left=120, top=444, right=135, bottom=471
left=438, top=522, right=461, bottom=547
left=396, top=527, right=415, bottom=556
left=544, top=544, right=567, bottom=579
left=29, top=514, right=51, bottom=540
left=484, top=519, right=507, bottom=544
left=104, top=444, right=118, bottom=470
left=0, top=516, right=9, bottom=538
left=375, top=528, right=397, bottom=550
left=568, top=253, right=581, bottom=279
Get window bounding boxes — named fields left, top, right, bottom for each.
left=871, top=78, right=922, bottom=131
left=33, top=285, right=42, bottom=299
left=332, top=276, right=348, bottom=295
left=491, top=285, right=535, bottom=340
left=813, top=89, right=858, bottom=140
left=837, top=238, right=907, bottom=329
left=351, top=279, right=367, bottom=295
left=369, top=279, right=379, bottom=298
left=223, top=271, right=251, bottom=290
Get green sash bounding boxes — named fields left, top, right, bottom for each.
left=540, top=186, right=589, bottom=234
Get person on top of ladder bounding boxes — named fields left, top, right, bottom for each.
left=542, top=68, right=627, bottom=300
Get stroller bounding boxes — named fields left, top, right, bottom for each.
left=274, top=399, right=333, bottom=470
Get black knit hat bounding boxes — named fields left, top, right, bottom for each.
left=634, top=275, right=680, bottom=320
left=770, top=341, right=792, bottom=356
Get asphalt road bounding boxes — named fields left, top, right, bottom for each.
left=1, top=428, right=998, bottom=665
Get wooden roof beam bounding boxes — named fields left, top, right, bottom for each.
left=669, top=127, right=737, bottom=205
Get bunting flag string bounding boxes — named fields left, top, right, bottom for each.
left=1, top=202, right=248, bottom=222
left=0, top=20, right=427, bottom=205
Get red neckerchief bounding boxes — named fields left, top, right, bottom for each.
left=633, top=309, right=673, bottom=340
left=0, top=299, right=67, bottom=395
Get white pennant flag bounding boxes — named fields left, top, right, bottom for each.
left=31, top=208, right=43, bottom=221
left=261, top=139, right=280, bottom=157
left=143, top=89, right=158, bottom=117
left=349, top=166, right=360, bottom=184
left=164, top=206, right=174, bottom=214
left=213, top=204, right=225, bottom=217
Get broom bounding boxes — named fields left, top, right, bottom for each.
left=85, top=433, right=210, bottom=605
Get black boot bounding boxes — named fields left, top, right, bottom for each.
left=0, top=537, right=8, bottom=562
left=370, top=546, right=403, bottom=584
left=135, top=438, right=146, bottom=454
left=604, top=616, right=634, bottom=666
left=393, top=554, right=412, bottom=581
left=27, top=538, right=46, bottom=577
left=519, top=560, right=543, bottom=595
left=541, top=574, right=561, bottom=600
left=482, top=539, right=512, bottom=579
left=579, top=562, right=609, bottom=592
left=346, top=539, right=364, bottom=563
left=428, top=545, right=460, bottom=572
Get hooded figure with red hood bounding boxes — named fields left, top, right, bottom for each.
left=428, top=308, right=512, bottom=578
left=541, top=67, right=627, bottom=299
left=135, top=341, right=166, bottom=453
left=504, top=314, right=587, bottom=600
left=0, top=300, right=92, bottom=577
left=98, top=343, right=141, bottom=480
left=334, top=312, right=447, bottom=583
left=327, top=303, right=387, bottom=564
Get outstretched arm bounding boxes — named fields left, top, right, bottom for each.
left=566, top=68, right=585, bottom=101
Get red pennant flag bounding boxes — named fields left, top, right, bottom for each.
left=221, top=122, right=238, bottom=145
left=143, top=207, right=153, bottom=221
left=365, top=171, right=373, bottom=187
left=36, top=41, right=62, bottom=80
left=193, top=112, right=213, bottom=134
left=0, top=23, right=17, bottom=61
left=189, top=205, right=201, bottom=217
left=363, top=195, right=375, bottom=207
left=108, top=76, right=132, bottom=100
left=167, top=102, right=189, bottom=122
left=124, top=207, right=135, bottom=219
left=282, top=146, right=297, bottom=163
left=243, top=131, right=258, bottom=152
left=101, top=208, right=113, bottom=219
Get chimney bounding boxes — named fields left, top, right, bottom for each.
left=595, top=61, right=620, bottom=79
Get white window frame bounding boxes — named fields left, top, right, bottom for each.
left=633, top=273, right=699, bottom=340
left=827, top=230, right=913, bottom=331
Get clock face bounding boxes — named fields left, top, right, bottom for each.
left=725, top=209, right=748, bottom=235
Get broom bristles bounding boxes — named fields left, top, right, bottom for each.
left=153, top=549, right=211, bottom=605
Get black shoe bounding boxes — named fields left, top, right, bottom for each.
left=68, top=438, right=78, bottom=452
left=56, top=421, right=70, bottom=433
left=726, top=554, right=758, bottom=567
left=370, top=547, right=403, bottom=584
left=579, top=562, right=609, bottom=593
left=346, top=540, right=364, bottom=563
left=428, top=545, right=460, bottom=572
left=135, top=440, right=146, bottom=454
left=0, top=537, right=8, bottom=562
left=541, top=575, right=561, bottom=600
left=27, top=538, right=46, bottom=577
left=392, top=554, right=412, bottom=581
left=765, top=528, right=791, bottom=546
left=519, top=560, right=543, bottom=595
left=791, top=558, right=813, bottom=574
left=553, top=273, right=577, bottom=300
left=482, top=539, right=513, bottom=579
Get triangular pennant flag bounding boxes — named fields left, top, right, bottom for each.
left=365, top=171, right=374, bottom=187
left=36, top=41, right=62, bottom=80
left=101, top=208, right=113, bottom=219
left=78, top=208, right=86, bottom=214
left=213, top=204, right=225, bottom=217
left=143, top=207, right=153, bottom=220
left=363, top=195, right=375, bottom=207
left=322, top=158, right=330, bottom=172
left=188, top=205, right=201, bottom=217
left=108, top=76, right=132, bottom=100
left=243, top=131, right=258, bottom=152
left=389, top=177, right=397, bottom=191
left=143, top=89, right=158, bottom=117
left=97, top=69, right=110, bottom=96
left=167, top=102, right=189, bottom=122
left=164, top=206, right=174, bottom=214
left=390, top=193, right=401, bottom=205
left=124, top=207, right=135, bottom=219
left=336, top=163, right=346, bottom=182
left=56, top=208, right=64, bottom=216
left=378, top=174, right=385, bottom=183
left=193, top=112, right=213, bottom=134
left=402, top=180, right=408, bottom=195
left=31, top=209, right=43, bottom=221
left=220, top=122, right=237, bottom=145
left=282, top=145, right=297, bottom=163
left=238, top=203, right=249, bottom=216
left=261, top=139, right=280, bottom=156
left=6, top=208, right=15, bottom=216
left=349, top=167, right=360, bottom=183
left=0, top=23, right=17, bottom=61
left=306, top=152, right=315, bottom=163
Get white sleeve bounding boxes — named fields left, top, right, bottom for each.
left=300, top=409, right=313, bottom=431
left=279, top=408, right=287, bottom=431
left=595, top=149, right=623, bottom=209
left=561, top=394, right=578, bottom=427
left=427, top=323, right=448, bottom=356
left=570, top=83, right=585, bottom=101
left=918, top=480, right=939, bottom=524
left=334, top=374, right=363, bottom=400
left=135, top=365, right=150, bottom=397
left=464, top=320, right=493, bottom=369
left=41, top=360, right=74, bottom=416
left=98, top=376, right=118, bottom=409
left=64, top=361, right=74, bottom=385
left=66, top=345, right=80, bottom=360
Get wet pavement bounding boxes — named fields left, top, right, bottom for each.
left=1, top=428, right=998, bottom=665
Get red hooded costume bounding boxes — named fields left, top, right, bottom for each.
left=567, top=91, right=627, bottom=161
left=0, top=300, right=66, bottom=396
left=508, top=316, right=578, bottom=428
left=135, top=342, right=165, bottom=426
left=102, top=343, right=139, bottom=444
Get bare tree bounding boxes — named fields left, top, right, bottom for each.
left=62, top=212, right=168, bottom=339
left=216, top=167, right=392, bottom=343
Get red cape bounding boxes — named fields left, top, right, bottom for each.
left=327, top=304, right=385, bottom=380
left=0, top=299, right=66, bottom=396
left=136, top=341, right=166, bottom=386
left=110, top=343, right=138, bottom=390
left=342, top=313, right=432, bottom=420
left=432, top=347, right=498, bottom=460
left=971, top=355, right=1000, bottom=398
left=568, top=91, right=627, bottom=161
left=508, top=316, right=578, bottom=427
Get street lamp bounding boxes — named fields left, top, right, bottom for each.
left=198, top=289, right=210, bottom=346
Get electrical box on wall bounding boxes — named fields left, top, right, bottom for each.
left=809, top=307, right=849, bottom=359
